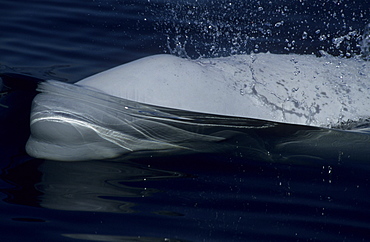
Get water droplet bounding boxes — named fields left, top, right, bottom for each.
left=302, top=31, right=308, bottom=39
left=319, top=35, right=327, bottom=41
left=274, top=21, right=284, bottom=27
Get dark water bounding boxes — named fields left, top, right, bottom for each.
left=1, top=0, right=370, bottom=241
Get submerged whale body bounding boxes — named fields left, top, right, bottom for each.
left=26, top=53, right=370, bottom=161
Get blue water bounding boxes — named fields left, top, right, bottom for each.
left=1, top=0, right=370, bottom=241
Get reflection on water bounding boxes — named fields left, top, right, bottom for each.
left=2, top=148, right=370, bottom=240
left=62, top=234, right=187, bottom=242
left=37, top=160, right=183, bottom=213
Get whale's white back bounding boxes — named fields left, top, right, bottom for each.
left=77, top=53, right=370, bottom=127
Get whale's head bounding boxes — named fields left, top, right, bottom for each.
left=25, top=92, right=127, bottom=161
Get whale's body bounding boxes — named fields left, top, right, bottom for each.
left=77, top=53, right=370, bottom=127
left=26, top=53, right=370, bottom=161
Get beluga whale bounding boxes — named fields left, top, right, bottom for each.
left=25, top=53, right=370, bottom=161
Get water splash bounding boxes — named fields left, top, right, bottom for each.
left=147, top=0, right=368, bottom=58
left=361, top=23, right=370, bottom=60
